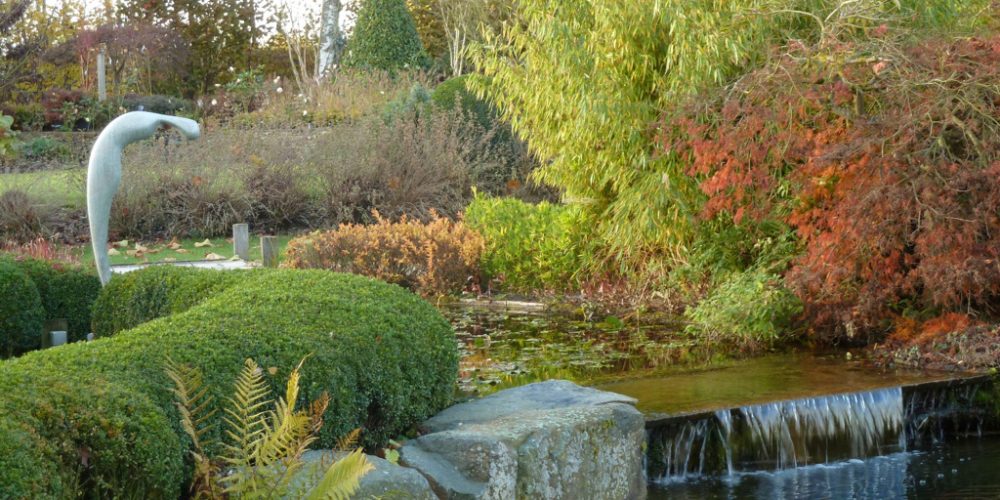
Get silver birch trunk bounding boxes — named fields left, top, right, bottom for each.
left=318, top=0, right=343, bottom=77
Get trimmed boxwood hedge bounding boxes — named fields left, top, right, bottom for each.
left=6, top=256, right=102, bottom=342
left=91, top=265, right=244, bottom=337
left=0, top=268, right=459, bottom=498
left=0, top=260, right=44, bottom=357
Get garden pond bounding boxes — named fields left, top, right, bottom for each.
left=442, top=303, right=1000, bottom=499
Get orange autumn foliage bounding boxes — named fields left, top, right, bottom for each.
left=889, top=312, right=979, bottom=346
left=282, top=212, right=484, bottom=297
left=663, top=35, right=1000, bottom=342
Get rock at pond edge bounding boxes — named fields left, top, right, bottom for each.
left=401, top=380, right=646, bottom=499
left=295, top=450, right=436, bottom=499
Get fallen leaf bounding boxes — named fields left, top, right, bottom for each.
left=229, top=255, right=241, bottom=261
left=175, top=248, right=190, bottom=254
left=126, top=249, right=142, bottom=258
left=267, top=367, right=278, bottom=375
left=162, top=257, right=177, bottom=263
left=134, top=243, right=150, bottom=253
left=204, top=252, right=225, bottom=261
left=194, top=239, right=214, bottom=248
left=167, top=241, right=182, bottom=250
left=107, top=248, right=120, bottom=256
left=114, top=239, right=129, bottom=248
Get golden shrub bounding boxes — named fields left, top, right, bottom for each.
left=283, top=212, right=483, bottom=297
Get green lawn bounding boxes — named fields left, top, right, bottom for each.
left=0, top=168, right=86, bottom=207
left=76, top=235, right=295, bottom=266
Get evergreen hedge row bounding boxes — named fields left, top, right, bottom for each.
left=0, top=255, right=100, bottom=355
left=0, top=268, right=459, bottom=498
left=91, top=265, right=244, bottom=337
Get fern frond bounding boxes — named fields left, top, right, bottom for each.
left=310, top=392, right=331, bottom=436
left=219, top=358, right=271, bottom=495
left=164, top=357, right=222, bottom=499
left=335, top=428, right=361, bottom=452
left=305, top=448, right=374, bottom=500
left=240, top=358, right=320, bottom=498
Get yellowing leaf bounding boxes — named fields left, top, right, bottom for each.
left=114, top=239, right=129, bottom=248
left=205, top=253, right=225, bottom=261
left=195, top=239, right=214, bottom=248
left=176, top=248, right=190, bottom=254
left=107, top=248, right=121, bottom=256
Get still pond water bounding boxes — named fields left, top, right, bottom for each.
left=442, top=303, right=1000, bottom=499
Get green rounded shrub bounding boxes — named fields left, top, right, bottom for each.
left=0, top=268, right=458, bottom=497
left=344, top=0, right=428, bottom=71
left=91, top=265, right=244, bottom=337
left=431, top=75, right=495, bottom=129
left=0, top=260, right=44, bottom=357
left=5, top=256, right=101, bottom=342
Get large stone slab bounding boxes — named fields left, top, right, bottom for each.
left=295, top=450, right=436, bottom=499
left=401, top=380, right=646, bottom=499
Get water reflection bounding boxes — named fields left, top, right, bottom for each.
left=650, top=436, right=1000, bottom=499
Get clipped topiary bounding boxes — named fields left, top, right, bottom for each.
left=91, top=265, right=245, bottom=337
left=343, top=0, right=428, bottom=71
left=0, top=268, right=458, bottom=497
left=5, top=256, right=101, bottom=342
left=0, top=260, right=44, bottom=357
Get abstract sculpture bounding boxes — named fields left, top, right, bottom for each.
left=87, top=112, right=201, bottom=285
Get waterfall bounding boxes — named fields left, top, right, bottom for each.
left=648, top=380, right=986, bottom=483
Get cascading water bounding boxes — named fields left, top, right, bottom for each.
left=648, top=380, right=986, bottom=483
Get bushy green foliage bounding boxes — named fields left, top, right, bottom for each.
left=470, top=0, right=992, bottom=281
left=0, top=114, right=15, bottom=156
left=13, top=135, right=71, bottom=160
left=0, top=268, right=458, bottom=497
left=5, top=256, right=101, bottom=342
left=381, top=83, right=432, bottom=122
left=684, top=267, right=803, bottom=351
left=464, top=194, right=586, bottom=291
left=91, top=266, right=244, bottom=337
left=432, top=75, right=494, bottom=129
left=0, top=260, right=44, bottom=357
left=344, top=0, right=428, bottom=71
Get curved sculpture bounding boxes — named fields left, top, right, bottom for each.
left=87, top=112, right=201, bottom=285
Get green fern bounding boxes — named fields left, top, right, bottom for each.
left=306, top=449, right=375, bottom=500
left=166, top=357, right=372, bottom=499
left=221, top=358, right=272, bottom=493
left=165, top=357, right=221, bottom=499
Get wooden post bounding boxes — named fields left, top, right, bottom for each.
left=97, top=45, right=108, bottom=102
left=233, top=223, right=250, bottom=261
left=261, top=235, right=278, bottom=268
